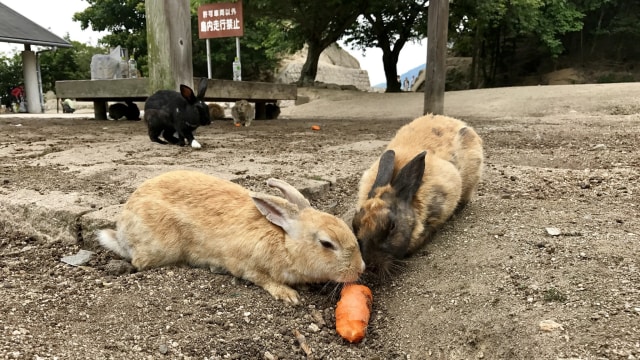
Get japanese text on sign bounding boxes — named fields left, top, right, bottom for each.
left=198, top=2, right=244, bottom=39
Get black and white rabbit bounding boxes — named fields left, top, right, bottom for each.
left=109, top=100, right=140, bottom=121
left=143, top=78, right=211, bottom=149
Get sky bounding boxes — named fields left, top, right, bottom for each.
left=0, top=0, right=427, bottom=86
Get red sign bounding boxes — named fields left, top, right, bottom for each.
left=198, top=1, right=244, bottom=39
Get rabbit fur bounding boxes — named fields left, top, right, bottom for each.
left=231, top=99, right=255, bottom=127
left=265, top=102, right=281, bottom=120
left=143, top=78, right=211, bottom=149
left=97, top=170, right=365, bottom=304
left=208, top=103, right=226, bottom=120
left=108, top=100, right=140, bottom=121
left=352, top=114, right=484, bottom=274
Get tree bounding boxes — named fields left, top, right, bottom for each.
left=252, top=0, right=366, bottom=86
left=73, top=0, right=148, bottom=74
left=190, top=0, right=299, bottom=81
left=37, top=36, right=106, bottom=93
left=0, top=52, right=22, bottom=109
left=449, top=0, right=583, bottom=87
left=565, top=0, right=640, bottom=62
left=74, top=0, right=297, bottom=82
left=343, top=0, right=428, bottom=92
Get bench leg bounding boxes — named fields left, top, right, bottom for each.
left=255, top=101, right=266, bottom=120
left=94, top=100, right=107, bottom=120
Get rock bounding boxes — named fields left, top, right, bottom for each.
left=545, top=227, right=562, bottom=236
left=276, top=43, right=371, bottom=90
left=539, top=319, right=564, bottom=332
left=61, top=249, right=95, bottom=266
left=590, top=143, right=607, bottom=151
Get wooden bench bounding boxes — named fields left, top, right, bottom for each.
left=55, top=77, right=297, bottom=120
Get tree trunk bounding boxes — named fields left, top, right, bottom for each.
left=470, top=21, right=482, bottom=89
left=298, top=41, right=323, bottom=87
left=424, top=0, right=449, bottom=115
left=145, top=0, right=193, bottom=93
left=382, top=50, right=401, bottom=92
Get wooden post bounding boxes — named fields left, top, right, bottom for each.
left=423, top=0, right=449, bottom=115
left=145, top=0, right=194, bottom=93
left=93, top=101, right=107, bottom=120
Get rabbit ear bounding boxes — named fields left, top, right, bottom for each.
left=368, top=150, right=396, bottom=198
left=391, top=151, right=426, bottom=203
left=196, top=78, right=208, bottom=100
left=266, top=178, right=310, bottom=209
left=251, top=192, right=301, bottom=235
left=180, top=84, right=198, bottom=104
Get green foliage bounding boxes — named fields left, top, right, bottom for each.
left=38, top=38, right=106, bottom=93
left=596, top=72, right=635, bottom=83
left=74, top=0, right=302, bottom=81
left=190, top=2, right=300, bottom=81
left=0, top=53, right=23, bottom=108
left=450, top=0, right=585, bottom=87
left=73, top=0, right=147, bottom=75
left=250, top=0, right=365, bottom=85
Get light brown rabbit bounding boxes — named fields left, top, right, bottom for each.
left=352, top=114, right=483, bottom=275
left=97, top=170, right=365, bottom=304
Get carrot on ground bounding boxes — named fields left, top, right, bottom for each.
left=335, top=283, right=373, bottom=343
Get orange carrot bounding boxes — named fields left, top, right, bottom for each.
left=335, top=283, right=373, bottom=343
left=311, top=125, right=321, bottom=131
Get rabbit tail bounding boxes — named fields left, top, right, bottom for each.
left=97, top=229, right=132, bottom=260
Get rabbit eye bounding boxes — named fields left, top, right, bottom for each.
left=319, top=240, right=336, bottom=250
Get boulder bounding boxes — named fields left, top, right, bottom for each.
left=276, top=43, right=371, bottom=91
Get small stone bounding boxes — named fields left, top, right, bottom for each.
left=590, top=143, right=606, bottom=151
left=579, top=182, right=591, bottom=189
left=264, top=351, right=276, bottom=360
left=539, top=319, right=563, bottom=332
left=545, top=227, right=561, bottom=236
left=158, top=344, right=168, bottom=354
left=308, top=323, right=320, bottom=333
left=310, top=309, right=326, bottom=327
left=61, top=249, right=95, bottom=266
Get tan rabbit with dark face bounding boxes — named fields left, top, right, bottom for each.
left=97, top=170, right=365, bottom=304
left=352, top=114, right=484, bottom=275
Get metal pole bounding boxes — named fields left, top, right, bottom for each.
left=235, top=37, right=240, bottom=61
left=206, top=38, right=212, bottom=79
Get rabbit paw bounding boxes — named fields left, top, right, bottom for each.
left=191, top=139, right=202, bottom=149
left=263, top=283, right=300, bottom=305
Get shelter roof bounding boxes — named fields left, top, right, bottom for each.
left=0, top=2, right=72, bottom=48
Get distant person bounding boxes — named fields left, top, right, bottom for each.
left=62, top=99, right=76, bottom=113
left=410, top=75, right=416, bottom=88
left=403, top=77, right=410, bottom=91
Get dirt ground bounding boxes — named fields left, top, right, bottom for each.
left=0, top=83, right=639, bottom=359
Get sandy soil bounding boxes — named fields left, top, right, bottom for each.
left=0, top=83, right=639, bottom=359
